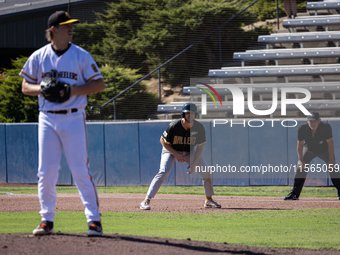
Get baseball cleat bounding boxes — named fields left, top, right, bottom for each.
left=32, top=221, right=54, bottom=236
left=140, top=200, right=151, bottom=210
left=284, top=193, right=299, bottom=200
left=204, top=199, right=221, bottom=208
left=86, top=221, right=103, bottom=237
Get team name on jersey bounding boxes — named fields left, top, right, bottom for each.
left=42, top=70, right=78, bottom=80
left=173, top=136, right=196, bottom=145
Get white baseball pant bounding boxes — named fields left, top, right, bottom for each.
left=37, top=109, right=100, bottom=222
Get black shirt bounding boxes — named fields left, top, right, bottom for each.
left=51, top=43, right=71, bottom=57
left=298, top=122, right=332, bottom=154
left=162, top=119, right=206, bottom=152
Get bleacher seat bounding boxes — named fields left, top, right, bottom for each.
left=183, top=82, right=340, bottom=96
left=158, top=100, right=340, bottom=115
left=307, top=1, right=340, bottom=15
left=282, top=15, right=340, bottom=31
left=209, top=64, right=340, bottom=79
left=258, top=31, right=340, bottom=48
left=233, top=47, right=340, bottom=65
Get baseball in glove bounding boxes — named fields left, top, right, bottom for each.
left=40, top=76, right=71, bottom=103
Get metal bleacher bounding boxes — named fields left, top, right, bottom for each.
left=233, top=47, right=340, bottom=65
left=157, top=1, right=340, bottom=119
left=307, top=1, right=340, bottom=15
left=258, top=31, right=340, bottom=48
left=209, top=64, right=340, bottom=79
left=183, top=82, right=340, bottom=96
left=282, top=15, right=340, bottom=32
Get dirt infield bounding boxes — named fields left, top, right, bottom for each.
left=1, top=192, right=340, bottom=214
left=3, top=233, right=340, bottom=255
left=1, top=184, right=340, bottom=254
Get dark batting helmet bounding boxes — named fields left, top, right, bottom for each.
left=181, top=102, right=198, bottom=118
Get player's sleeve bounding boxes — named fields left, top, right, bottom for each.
left=82, top=53, right=103, bottom=82
left=161, top=124, right=173, bottom=145
left=196, top=123, right=207, bottom=147
left=19, top=55, right=38, bottom=83
left=325, top=123, right=333, bottom=140
left=297, top=124, right=305, bottom=141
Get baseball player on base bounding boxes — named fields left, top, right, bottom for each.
left=20, top=11, right=105, bottom=236
left=140, top=102, right=221, bottom=210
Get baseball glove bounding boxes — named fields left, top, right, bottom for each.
left=40, top=76, right=71, bottom=103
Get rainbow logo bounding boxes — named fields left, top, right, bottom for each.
left=197, top=82, right=223, bottom=106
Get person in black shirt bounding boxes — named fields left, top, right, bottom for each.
left=284, top=112, right=340, bottom=200
left=140, top=102, right=221, bottom=210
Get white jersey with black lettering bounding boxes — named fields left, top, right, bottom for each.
left=19, top=43, right=103, bottom=111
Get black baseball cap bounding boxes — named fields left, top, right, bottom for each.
left=48, top=11, right=80, bottom=28
left=307, top=111, right=320, bottom=121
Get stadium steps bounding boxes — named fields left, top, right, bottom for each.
left=155, top=1, right=340, bottom=119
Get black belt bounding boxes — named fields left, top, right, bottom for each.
left=47, top=108, right=78, bottom=114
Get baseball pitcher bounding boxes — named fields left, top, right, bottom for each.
left=20, top=11, right=105, bottom=236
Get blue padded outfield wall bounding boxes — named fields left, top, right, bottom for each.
left=1, top=119, right=340, bottom=187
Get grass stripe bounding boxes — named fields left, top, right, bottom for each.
left=1, top=209, right=340, bottom=249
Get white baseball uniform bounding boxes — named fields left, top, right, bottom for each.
left=19, top=42, right=103, bottom=223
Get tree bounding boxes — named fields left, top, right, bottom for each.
left=73, top=0, right=270, bottom=86
left=0, top=57, right=157, bottom=123
left=72, top=22, right=107, bottom=67
left=87, top=65, right=158, bottom=120
left=0, top=57, right=39, bottom=123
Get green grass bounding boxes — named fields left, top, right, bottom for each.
left=0, top=185, right=338, bottom=197
left=1, top=209, right=340, bottom=249
left=1, top=186, right=339, bottom=250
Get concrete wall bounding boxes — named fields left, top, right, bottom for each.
left=0, top=120, right=338, bottom=187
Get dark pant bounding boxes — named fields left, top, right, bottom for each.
left=291, top=148, right=340, bottom=197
